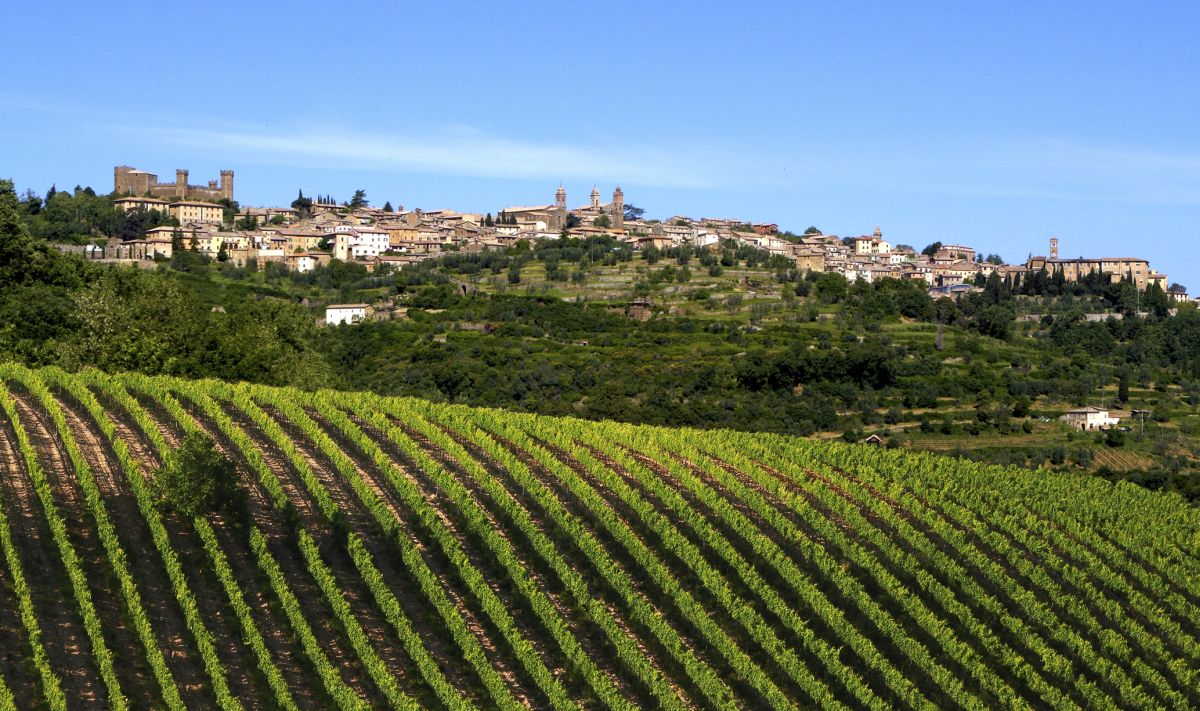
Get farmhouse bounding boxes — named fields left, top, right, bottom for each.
left=1060, top=406, right=1120, bottom=431
left=325, top=303, right=371, bottom=326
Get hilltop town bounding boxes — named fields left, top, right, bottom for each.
left=74, top=165, right=1185, bottom=307
left=6, top=168, right=1200, bottom=502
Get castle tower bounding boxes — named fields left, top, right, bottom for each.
left=555, top=184, right=566, bottom=210
left=175, top=169, right=189, bottom=198
left=1050, top=237, right=1059, bottom=260
left=220, top=170, right=234, bottom=201
left=590, top=186, right=600, bottom=209
left=613, top=185, right=625, bottom=230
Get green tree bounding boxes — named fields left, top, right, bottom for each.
left=622, top=204, right=645, bottom=221
left=291, top=190, right=313, bottom=219
left=217, top=241, right=229, bottom=262
left=921, top=241, right=944, bottom=257
left=0, top=180, right=85, bottom=289
left=348, top=189, right=369, bottom=209
left=813, top=271, right=849, bottom=304
left=155, top=432, right=242, bottom=516
left=382, top=201, right=394, bottom=212
left=593, top=214, right=612, bottom=229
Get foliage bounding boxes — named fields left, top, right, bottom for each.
left=154, top=432, right=241, bottom=517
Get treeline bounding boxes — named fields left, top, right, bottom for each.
left=0, top=180, right=328, bottom=386
left=15, top=183, right=185, bottom=242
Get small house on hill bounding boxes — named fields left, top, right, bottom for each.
left=1060, top=406, right=1120, bottom=431
left=628, top=299, right=653, bottom=321
left=325, top=303, right=371, bottom=326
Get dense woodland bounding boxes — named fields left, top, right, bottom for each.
left=4, top=179, right=1200, bottom=501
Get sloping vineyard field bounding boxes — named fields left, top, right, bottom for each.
left=0, top=363, right=1196, bottom=709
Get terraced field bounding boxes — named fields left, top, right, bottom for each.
left=0, top=364, right=1197, bottom=709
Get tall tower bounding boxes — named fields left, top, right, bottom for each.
left=220, top=170, right=234, bottom=201
left=590, top=186, right=600, bottom=209
left=1049, top=237, right=1059, bottom=260
left=175, top=169, right=189, bottom=198
left=553, top=184, right=567, bottom=230
left=613, top=185, right=625, bottom=230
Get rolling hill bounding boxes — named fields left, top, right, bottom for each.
left=0, top=364, right=1196, bottom=709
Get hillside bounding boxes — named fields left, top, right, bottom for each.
left=6, top=179, right=1200, bottom=500
left=0, top=366, right=1195, bottom=709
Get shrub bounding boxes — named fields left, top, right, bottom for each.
left=156, top=432, right=243, bottom=516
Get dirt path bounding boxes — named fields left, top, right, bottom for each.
left=428, top=418, right=658, bottom=708
left=509, top=431, right=736, bottom=707
left=260, top=400, right=477, bottom=708
left=8, top=389, right=160, bottom=708
left=53, top=389, right=218, bottom=707
left=218, top=398, right=421, bottom=704
left=87, top=384, right=268, bottom=709
left=398, top=424, right=583, bottom=691
left=124, top=386, right=329, bottom=710
left=175, top=393, right=383, bottom=707
left=0, top=404, right=107, bottom=706
left=309, top=406, right=541, bottom=709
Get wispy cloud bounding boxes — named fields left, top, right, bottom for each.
left=133, top=123, right=715, bottom=190
left=784, top=136, right=1200, bottom=207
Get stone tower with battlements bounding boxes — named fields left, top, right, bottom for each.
left=613, top=185, right=625, bottom=229
left=1050, top=237, right=1059, bottom=260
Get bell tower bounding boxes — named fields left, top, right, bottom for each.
left=613, top=185, right=624, bottom=230
left=553, top=184, right=567, bottom=230
left=1049, top=237, right=1059, bottom=260
left=590, top=185, right=600, bottom=209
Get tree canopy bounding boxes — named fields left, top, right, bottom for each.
left=155, top=432, right=242, bottom=516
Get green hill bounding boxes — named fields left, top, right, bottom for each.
left=0, top=364, right=1196, bottom=709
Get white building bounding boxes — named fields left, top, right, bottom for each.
left=1060, top=406, right=1121, bottom=431
left=853, top=232, right=892, bottom=255
left=286, top=252, right=328, bottom=273
left=332, top=227, right=390, bottom=261
left=325, top=303, right=370, bottom=326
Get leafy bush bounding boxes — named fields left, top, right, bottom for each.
left=156, top=432, right=242, bottom=516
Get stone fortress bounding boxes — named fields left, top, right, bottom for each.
left=114, top=165, right=234, bottom=201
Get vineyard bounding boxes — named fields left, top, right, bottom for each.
left=0, top=365, right=1195, bottom=709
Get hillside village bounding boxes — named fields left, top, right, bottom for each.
left=79, top=165, right=1185, bottom=310
left=11, top=169, right=1200, bottom=497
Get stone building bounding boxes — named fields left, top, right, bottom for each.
left=114, top=165, right=234, bottom=201
left=1025, top=238, right=1166, bottom=290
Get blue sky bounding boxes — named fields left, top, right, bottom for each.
left=2, top=1, right=1198, bottom=285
